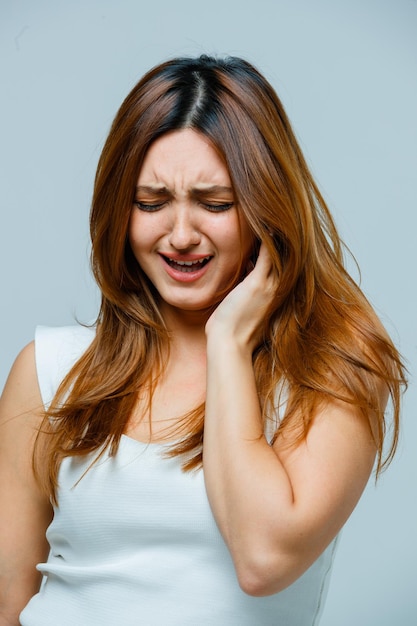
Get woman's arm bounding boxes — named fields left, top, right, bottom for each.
left=0, top=343, right=53, bottom=625
left=203, top=245, right=378, bottom=596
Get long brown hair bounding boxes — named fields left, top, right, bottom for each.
left=35, top=56, right=407, bottom=502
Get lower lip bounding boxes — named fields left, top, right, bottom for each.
left=161, top=256, right=211, bottom=283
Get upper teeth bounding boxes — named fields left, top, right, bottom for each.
left=174, top=256, right=210, bottom=266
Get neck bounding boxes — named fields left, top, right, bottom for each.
left=158, top=305, right=208, bottom=389
left=161, top=302, right=212, bottom=335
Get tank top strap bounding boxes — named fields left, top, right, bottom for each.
left=34, top=324, right=95, bottom=409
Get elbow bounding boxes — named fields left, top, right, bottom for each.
left=237, top=571, right=277, bottom=597
left=234, top=551, right=304, bottom=597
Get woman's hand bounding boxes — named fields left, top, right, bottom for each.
left=205, top=242, right=277, bottom=353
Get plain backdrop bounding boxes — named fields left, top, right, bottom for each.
left=1, top=1, right=416, bottom=623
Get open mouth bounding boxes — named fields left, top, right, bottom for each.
left=162, top=255, right=212, bottom=273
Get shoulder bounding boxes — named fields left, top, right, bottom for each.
left=1, top=341, right=40, bottom=413
left=0, top=342, right=44, bottom=472
left=34, top=324, right=96, bottom=408
left=1, top=323, right=96, bottom=416
left=35, top=323, right=96, bottom=351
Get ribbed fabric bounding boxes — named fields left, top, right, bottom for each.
left=20, top=325, right=338, bottom=625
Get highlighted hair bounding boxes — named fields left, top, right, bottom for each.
left=34, top=56, right=406, bottom=503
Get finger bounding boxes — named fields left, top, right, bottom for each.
left=254, top=242, right=274, bottom=274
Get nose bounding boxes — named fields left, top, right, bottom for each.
left=168, top=206, right=201, bottom=250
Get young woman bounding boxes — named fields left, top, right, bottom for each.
left=0, top=55, right=406, bottom=625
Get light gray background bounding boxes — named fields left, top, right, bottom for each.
left=1, top=0, right=416, bottom=623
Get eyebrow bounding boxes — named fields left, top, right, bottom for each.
left=135, top=185, right=170, bottom=195
left=135, top=185, right=234, bottom=196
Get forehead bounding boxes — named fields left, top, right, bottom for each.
left=138, top=129, right=231, bottom=186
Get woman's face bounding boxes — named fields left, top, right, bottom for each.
left=129, top=129, right=254, bottom=317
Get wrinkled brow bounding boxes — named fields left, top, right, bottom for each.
left=135, top=185, right=234, bottom=196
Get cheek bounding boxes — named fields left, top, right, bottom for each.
left=128, top=211, right=138, bottom=247
left=218, top=225, right=255, bottom=274
left=128, top=213, right=152, bottom=258
left=218, top=212, right=253, bottom=250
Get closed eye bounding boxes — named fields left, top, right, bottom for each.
left=202, top=202, right=234, bottom=213
left=134, top=199, right=234, bottom=213
left=134, top=201, right=166, bottom=212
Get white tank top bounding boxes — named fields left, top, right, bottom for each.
left=20, top=325, right=338, bottom=626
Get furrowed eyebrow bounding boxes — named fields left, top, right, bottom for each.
left=190, top=186, right=234, bottom=197
left=135, top=185, right=170, bottom=196
left=135, top=185, right=234, bottom=197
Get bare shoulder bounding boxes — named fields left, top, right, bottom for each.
left=0, top=342, right=43, bottom=444
left=1, top=341, right=40, bottom=411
